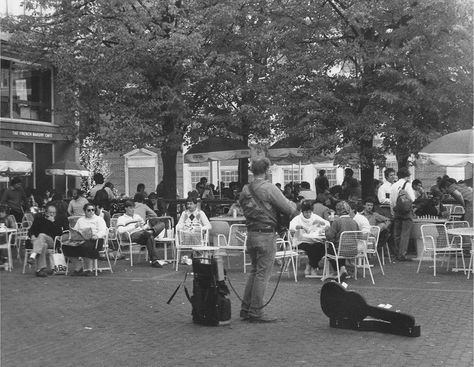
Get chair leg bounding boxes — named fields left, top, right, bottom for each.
left=375, top=252, right=385, bottom=275
left=364, top=254, right=375, bottom=284
left=416, top=251, right=424, bottom=273
left=433, top=253, right=437, bottom=276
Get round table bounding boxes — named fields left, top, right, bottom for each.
left=209, top=216, right=246, bottom=224
left=446, top=227, right=474, bottom=274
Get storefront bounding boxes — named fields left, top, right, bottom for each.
left=0, top=53, right=75, bottom=194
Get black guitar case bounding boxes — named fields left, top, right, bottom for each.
left=320, top=281, right=420, bottom=337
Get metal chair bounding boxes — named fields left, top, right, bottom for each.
left=175, top=227, right=209, bottom=271
left=117, top=230, right=148, bottom=267
left=365, top=226, right=385, bottom=275
left=450, top=206, right=465, bottom=221
left=417, top=224, right=466, bottom=276
left=154, top=216, right=175, bottom=262
left=323, top=231, right=373, bottom=284
left=274, top=236, right=299, bottom=282
left=216, top=223, right=248, bottom=272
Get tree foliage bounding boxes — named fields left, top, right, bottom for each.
left=3, top=0, right=472, bottom=198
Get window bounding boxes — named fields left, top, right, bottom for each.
left=1, top=59, right=52, bottom=122
left=283, top=168, right=302, bottom=185
left=220, top=169, right=238, bottom=186
left=323, top=168, right=337, bottom=187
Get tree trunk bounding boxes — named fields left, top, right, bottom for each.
left=238, top=158, right=249, bottom=186
left=161, top=146, right=178, bottom=199
left=359, top=138, right=375, bottom=199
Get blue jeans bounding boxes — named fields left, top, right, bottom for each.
left=393, top=217, right=413, bottom=258
left=241, top=231, right=277, bottom=318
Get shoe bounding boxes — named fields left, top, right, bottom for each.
left=306, top=268, right=322, bottom=278
left=248, top=316, right=279, bottom=323
left=27, top=256, right=36, bottom=265
left=36, top=269, right=48, bottom=277
left=151, top=260, right=163, bottom=268
left=304, top=264, right=311, bottom=276
left=82, top=270, right=94, bottom=277
left=70, top=269, right=83, bottom=276
left=340, top=271, right=351, bottom=281
left=240, top=310, right=249, bottom=320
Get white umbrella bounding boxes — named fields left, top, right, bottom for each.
left=0, top=146, right=32, bottom=176
left=419, top=128, right=474, bottom=166
left=45, top=160, right=89, bottom=193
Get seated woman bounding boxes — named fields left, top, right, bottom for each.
left=63, top=203, right=108, bottom=276
left=0, top=205, right=19, bottom=266
left=289, top=201, right=330, bottom=278
left=325, top=201, right=359, bottom=281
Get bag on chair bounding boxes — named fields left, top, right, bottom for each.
left=185, top=257, right=231, bottom=326
left=50, top=252, right=67, bottom=275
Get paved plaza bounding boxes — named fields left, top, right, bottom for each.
left=1, top=254, right=473, bottom=367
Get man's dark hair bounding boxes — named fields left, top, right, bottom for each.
left=300, top=201, right=313, bottom=212
left=186, top=196, right=198, bottom=204
left=93, top=173, right=104, bottom=184
left=124, top=200, right=135, bottom=208
left=10, top=177, right=22, bottom=185
left=136, top=183, right=145, bottom=192
left=300, top=181, right=310, bottom=189
left=412, top=179, right=422, bottom=186
left=319, top=170, right=326, bottom=176
left=363, top=197, right=377, bottom=205
left=397, top=167, right=411, bottom=179
left=344, top=168, right=354, bottom=177
left=384, top=168, right=396, bottom=180
left=134, top=192, right=145, bottom=203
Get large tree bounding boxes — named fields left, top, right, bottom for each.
left=269, top=0, right=473, bottom=197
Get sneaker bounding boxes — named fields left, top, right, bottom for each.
left=151, top=260, right=163, bottom=268
left=304, top=264, right=311, bottom=276
left=36, top=268, right=48, bottom=277
left=27, top=256, right=36, bottom=266
left=306, top=267, right=322, bottom=278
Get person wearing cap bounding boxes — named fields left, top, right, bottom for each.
left=239, top=157, right=298, bottom=323
left=390, top=167, right=416, bottom=261
left=1, top=177, right=27, bottom=222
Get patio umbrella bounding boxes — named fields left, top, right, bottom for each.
left=418, top=128, right=474, bottom=167
left=45, top=160, right=89, bottom=193
left=184, top=137, right=250, bottom=197
left=0, top=145, right=33, bottom=176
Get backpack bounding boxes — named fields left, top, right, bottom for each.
left=394, top=182, right=412, bottom=214
left=93, top=187, right=110, bottom=209
left=185, top=257, right=231, bottom=326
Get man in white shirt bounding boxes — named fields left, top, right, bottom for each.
left=377, top=168, right=397, bottom=206
left=350, top=202, right=371, bottom=233
left=116, top=200, right=163, bottom=268
left=390, top=167, right=416, bottom=261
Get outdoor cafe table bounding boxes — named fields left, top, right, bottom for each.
left=446, top=227, right=474, bottom=274
left=0, top=227, right=17, bottom=271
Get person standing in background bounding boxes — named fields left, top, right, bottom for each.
left=1, top=177, right=26, bottom=222
left=315, top=170, right=330, bottom=195
left=390, top=167, right=416, bottom=261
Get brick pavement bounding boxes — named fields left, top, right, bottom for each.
left=1, top=256, right=473, bottom=367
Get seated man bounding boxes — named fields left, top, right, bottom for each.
left=63, top=203, right=108, bottom=276
left=361, top=197, right=391, bottom=250
left=325, top=201, right=359, bottom=280
left=116, top=200, right=163, bottom=268
left=133, top=193, right=166, bottom=237
left=27, top=203, right=64, bottom=277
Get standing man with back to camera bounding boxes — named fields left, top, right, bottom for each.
left=239, top=158, right=298, bottom=323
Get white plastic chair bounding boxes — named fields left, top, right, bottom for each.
left=365, top=226, right=385, bottom=275
left=154, top=216, right=175, bottom=262
left=450, top=206, right=465, bottom=221
left=175, top=227, right=209, bottom=271
left=274, top=237, right=299, bottom=282
left=118, top=230, right=148, bottom=267
left=322, top=231, right=373, bottom=284
left=417, top=224, right=466, bottom=276
left=92, top=231, right=113, bottom=276
left=216, top=223, right=248, bottom=272
left=0, top=232, right=14, bottom=271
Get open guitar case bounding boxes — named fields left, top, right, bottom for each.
left=320, top=281, right=420, bottom=337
